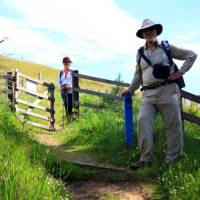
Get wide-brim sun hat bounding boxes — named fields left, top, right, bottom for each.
left=136, top=19, right=163, bottom=39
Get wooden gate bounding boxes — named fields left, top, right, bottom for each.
left=5, top=69, right=55, bottom=131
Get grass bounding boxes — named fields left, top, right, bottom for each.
left=1, top=55, right=200, bottom=199
left=0, top=94, right=71, bottom=200
left=157, top=121, right=200, bottom=200
left=103, top=194, right=119, bottom=200
left=56, top=90, right=200, bottom=200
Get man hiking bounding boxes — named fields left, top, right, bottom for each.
left=121, top=19, right=197, bottom=170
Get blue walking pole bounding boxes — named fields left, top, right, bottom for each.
left=124, top=92, right=134, bottom=145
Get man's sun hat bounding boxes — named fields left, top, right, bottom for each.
left=136, top=19, right=163, bottom=39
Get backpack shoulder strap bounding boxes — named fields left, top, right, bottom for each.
left=161, top=40, right=173, bottom=65
left=138, top=46, right=152, bottom=66
left=59, top=70, right=64, bottom=79
left=161, top=40, right=185, bottom=88
left=137, top=47, right=142, bottom=67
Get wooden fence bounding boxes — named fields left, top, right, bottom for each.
left=72, top=71, right=200, bottom=126
left=4, top=69, right=55, bottom=131
left=181, top=90, right=200, bottom=125
left=72, top=71, right=129, bottom=110
left=2, top=70, right=200, bottom=129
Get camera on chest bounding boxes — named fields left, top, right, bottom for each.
left=152, top=63, right=171, bottom=79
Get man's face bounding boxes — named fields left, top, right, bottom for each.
left=142, top=27, right=157, bottom=42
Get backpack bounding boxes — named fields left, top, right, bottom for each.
left=59, top=70, right=64, bottom=79
left=59, top=70, right=73, bottom=79
left=59, top=70, right=73, bottom=87
left=59, top=70, right=64, bottom=86
left=138, top=40, right=185, bottom=89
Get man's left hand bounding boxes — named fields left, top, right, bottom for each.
left=167, top=71, right=183, bottom=81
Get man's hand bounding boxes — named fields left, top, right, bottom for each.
left=167, top=71, right=183, bottom=81
left=118, top=87, right=129, bottom=96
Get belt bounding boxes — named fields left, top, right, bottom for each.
left=141, top=81, right=174, bottom=91
left=61, top=84, right=72, bottom=89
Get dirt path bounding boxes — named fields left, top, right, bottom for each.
left=70, top=180, right=151, bottom=200
left=36, top=133, right=96, bottom=163
left=35, top=134, right=153, bottom=200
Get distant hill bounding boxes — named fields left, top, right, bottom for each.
left=0, top=55, right=116, bottom=91
left=0, top=55, right=59, bottom=84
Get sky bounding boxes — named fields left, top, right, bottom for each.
left=0, top=0, right=200, bottom=94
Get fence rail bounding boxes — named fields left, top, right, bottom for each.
left=72, top=71, right=200, bottom=126
left=74, top=87, right=123, bottom=100
left=181, top=90, right=200, bottom=104
left=3, top=69, right=55, bottom=131
left=74, top=73, right=129, bottom=87
left=15, top=98, right=51, bottom=112
left=181, top=90, right=200, bottom=125
left=17, top=71, right=50, bottom=87
left=1, top=70, right=200, bottom=129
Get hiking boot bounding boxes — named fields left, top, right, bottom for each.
left=67, top=114, right=73, bottom=122
left=130, top=160, right=152, bottom=170
left=164, top=156, right=181, bottom=165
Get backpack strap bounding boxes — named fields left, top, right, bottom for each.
left=60, top=70, right=73, bottom=79
left=138, top=47, right=153, bottom=66
left=161, top=40, right=174, bottom=65
left=137, top=47, right=147, bottom=90
left=161, top=40, right=185, bottom=89
left=59, top=70, right=64, bottom=79
left=59, top=70, right=64, bottom=87
left=139, top=41, right=173, bottom=66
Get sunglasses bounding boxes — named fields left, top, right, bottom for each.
left=143, top=26, right=156, bottom=32
left=63, top=62, right=71, bottom=66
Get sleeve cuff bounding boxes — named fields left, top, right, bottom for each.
left=179, top=68, right=186, bottom=74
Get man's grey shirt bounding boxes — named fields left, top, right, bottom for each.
left=128, top=42, right=197, bottom=93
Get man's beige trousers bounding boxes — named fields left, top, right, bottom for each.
left=137, top=83, right=183, bottom=163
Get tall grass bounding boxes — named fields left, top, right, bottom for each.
left=157, top=121, right=200, bottom=200
left=0, top=95, right=70, bottom=200
left=58, top=89, right=200, bottom=199
left=1, top=55, right=200, bottom=199
left=59, top=94, right=141, bottom=167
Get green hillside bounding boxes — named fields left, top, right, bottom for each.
left=0, top=54, right=118, bottom=127
left=0, top=55, right=59, bottom=83
left=1, top=55, right=200, bottom=200
left=0, top=55, right=115, bottom=90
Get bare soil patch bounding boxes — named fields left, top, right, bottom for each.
left=70, top=180, right=151, bottom=200
left=35, top=134, right=153, bottom=200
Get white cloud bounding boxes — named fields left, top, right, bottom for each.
left=1, top=0, right=199, bottom=94
left=0, top=16, right=62, bottom=63
left=1, top=0, right=141, bottom=66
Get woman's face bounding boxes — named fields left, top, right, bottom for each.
left=63, top=62, right=71, bottom=70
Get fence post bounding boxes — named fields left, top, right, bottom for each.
left=72, top=70, right=79, bottom=116
left=14, top=69, right=19, bottom=112
left=7, top=72, right=13, bottom=101
left=38, top=72, right=42, bottom=80
left=6, top=71, right=16, bottom=110
left=124, top=92, right=134, bottom=145
left=48, top=83, right=55, bottom=131
left=180, top=91, right=185, bottom=134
